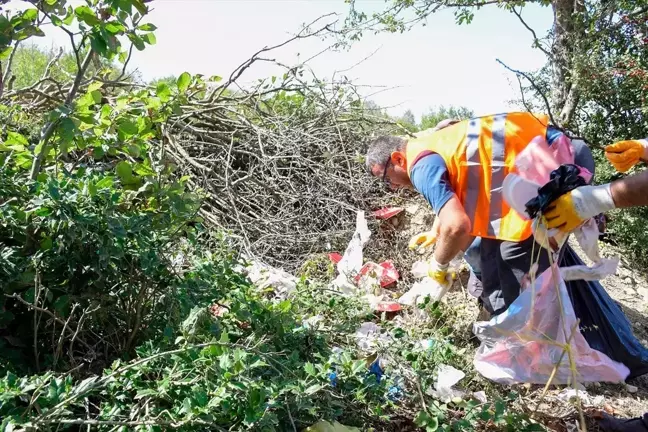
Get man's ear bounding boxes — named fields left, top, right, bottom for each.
left=391, top=151, right=407, bottom=169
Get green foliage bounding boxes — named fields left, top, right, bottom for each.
left=397, top=109, right=418, bottom=132
left=8, top=45, right=78, bottom=89
left=419, top=106, right=475, bottom=130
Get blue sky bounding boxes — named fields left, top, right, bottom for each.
left=15, top=0, right=554, bottom=121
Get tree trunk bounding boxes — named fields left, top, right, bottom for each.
left=551, top=0, right=584, bottom=127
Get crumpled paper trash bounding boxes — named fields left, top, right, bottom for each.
left=331, top=211, right=371, bottom=295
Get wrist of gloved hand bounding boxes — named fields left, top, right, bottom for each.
left=571, top=184, right=616, bottom=220
left=640, top=139, right=648, bottom=162
left=428, top=257, right=450, bottom=285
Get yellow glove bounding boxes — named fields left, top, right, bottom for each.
left=427, top=258, right=456, bottom=285
left=408, top=231, right=437, bottom=250
left=605, top=139, right=648, bottom=173
left=543, top=184, right=616, bottom=232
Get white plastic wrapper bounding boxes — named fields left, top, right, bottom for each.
left=354, top=322, right=390, bottom=351
left=330, top=211, right=371, bottom=294
left=429, top=364, right=466, bottom=402
left=244, top=260, right=298, bottom=300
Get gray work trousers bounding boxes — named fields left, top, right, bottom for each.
left=471, top=236, right=552, bottom=316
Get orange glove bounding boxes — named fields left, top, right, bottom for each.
left=605, top=139, right=648, bottom=173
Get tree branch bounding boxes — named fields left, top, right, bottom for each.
left=30, top=49, right=94, bottom=180
left=511, top=7, right=552, bottom=58
left=496, top=58, right=559, bottom=127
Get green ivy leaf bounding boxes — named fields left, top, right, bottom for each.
left=132, top=0, right=149, bottom=15
left=156, top=82, right=171, bottom=102
left=90, top=90, right=103, bottom=104
left=63, top=7, right=75, bottom=25
left=40, top=237, right=53, bottom=251
left=128, top=33, right=145, bottom=51
left=6, top=131, right=29, bottom=148
left=118, top=120, right=138, bottom=137
left=21, top=9, right=39, bottom=22
left=0, top=16, right=13, bottom=46
left=142, top=32, right=156, bottom=45
left=177, top=72, right=191, bottom=93
left=115, top=161, right=133, bottom=182
left=75, top=6, right=101, bottom=26
left=90, top=33, right=108, bottom=56
left=134, top=162, right=155, bottom=176
left=105, top=21, right=125, bottom=34
left=138, top=23, right=157, bottom=31
left=304, top=362, right=316, bottom=376
left=14, top=26, right=45, bottom=41
left=126, top=144, right=141, bottom=158
left=51, top=15, right=63, bottom=26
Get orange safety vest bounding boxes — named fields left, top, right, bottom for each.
left=405, top=112, right=549, bottom=242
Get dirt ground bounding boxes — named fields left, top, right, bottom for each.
left=370, top=198, right=648, bottom=428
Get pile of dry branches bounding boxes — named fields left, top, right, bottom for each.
left=165, top=72, right=400, bottom=270
left=154, top=18, right=406, bottom=270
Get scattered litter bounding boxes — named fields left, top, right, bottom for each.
left=328, top=252, right=343, bottom=264
left=354, top=322, right=390, bottom=351
left=472, top=391, right=487, bottom=404
left=354, top=260, right=399, bottom=287
left=418, top=339, right=436, bottom=350
left=375, top=301, right=402, bottom=312
left=557, top=388, right=605, bottom=407
left=305, top=420, right=361, bottom=432
left=373, top=206, right=404, bottom=220
left=400, top=252, right=464, bottom=305
left=398, top=277, right=448, bottom=306
left=368, top=359, right=383, bottom=382
left=430, top=364, right=465, bottom=402
left=626, top=384, right=638, bottom=393
left=243, top=260, right=298, bottom=300
left=388, top=377, right=404, bottom=401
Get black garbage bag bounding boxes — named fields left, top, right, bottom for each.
left=597, top=412, right=648, bottom=432
left=561, top=245, right=648, bottom=379
left=525, top=164, right=586, bottom=219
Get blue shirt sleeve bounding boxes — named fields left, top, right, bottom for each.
left=409, top=154, right=456, bottom=214
left=546, top=125, right=562, bottom=146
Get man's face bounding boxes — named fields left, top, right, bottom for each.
left=370, top=151, right=412, bottom=190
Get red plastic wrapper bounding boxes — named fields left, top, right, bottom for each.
left=354, top=261, right=399, bottom=287
left=373, top=207, right=404, bottom=220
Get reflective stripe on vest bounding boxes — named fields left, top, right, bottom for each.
left=405, top=112, right=549, bottom=242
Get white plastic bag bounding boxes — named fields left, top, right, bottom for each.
left=331, top=211, right=371, bottom=294
left=473, top=265, right=629, bottom=384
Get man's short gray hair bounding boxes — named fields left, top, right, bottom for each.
left=365, top=135, right=407, bottom=173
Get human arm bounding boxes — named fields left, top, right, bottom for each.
left=543, top=170, right=648, bottom=232
left=408, top=154, right=472, bottom=266
left=432, top=195, right=472, bottom=264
